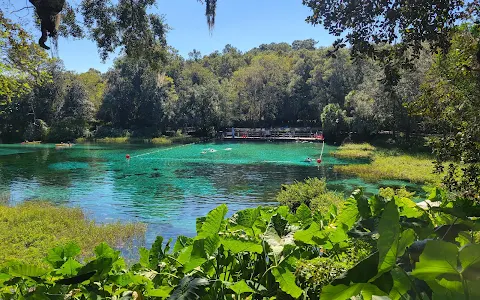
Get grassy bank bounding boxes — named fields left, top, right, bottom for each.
left=0, top=201, right=146, bottom=266
left=333, top=143, right=440, bottom=184
left=76, top=135, right=200, bottom=145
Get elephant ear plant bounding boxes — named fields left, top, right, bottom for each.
left=0, top=188, right=479, bottom=299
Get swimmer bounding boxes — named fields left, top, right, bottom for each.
left=305, top=157, right=312, bottom=163
left=210, top=149, right=217, bottom=153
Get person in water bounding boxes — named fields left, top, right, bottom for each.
left=305, top=157, right=312, bottom=163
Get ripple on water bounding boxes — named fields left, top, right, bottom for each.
left=48, top=162, right=90, bottom=170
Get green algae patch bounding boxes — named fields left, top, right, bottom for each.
left=335, top=152, right=440, bottom=184
left=0, top=201, right=146, bottom=266
left=332, top=143, right=376, bottom=159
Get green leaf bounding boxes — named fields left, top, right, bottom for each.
left=231, top=207, right=261, bottom=229
left=55, top=271, right=96, bottom=285
left=271, top=213, right=289, bottom=237
left=459, top=243, right=480, bottom=281
left=229, top=280, right=254, bottom=295
left=183, top=240, right=208, bottom=272
left=111, top=273, right=133, bottom=286
left=63, top=242, right=81, bottom=259
left=336, top=196, right=359, bottom=229
left=294, top=221, right=321, bottom=245
left=169, top=276, right=209, bottom=300
left=333, top=252, right=379, bottom=285
left=58, top=258, right=82, bottom=276
left=221, top=237, right=263, bottom=254
left=321, top=283, right=365, bottom=300
left=271, top=266, right=302, bottom=298
left=95, top=242, right=117, bottom=259
left=411, top=240, right=460, bottom=281
left=295, top=203, right=312, bottom=225
left=397, top=229, right=415, bottom=258
left=196, top=204, right=228, bottom=240
left=388, top=268, right=411, bottom=300
left=173, top=235, right=193, bottom=253
left=148, top=286, right=174, bottom=297
left=203, top=234, right=220, bottom=256
left=9, top=264, right=48, bottom=278
left=139, top=247, right=150, bottom=267
left=377, top=201, right=400, bottom=273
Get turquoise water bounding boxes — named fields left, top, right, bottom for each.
left=0, top=142, right=420, bottom=244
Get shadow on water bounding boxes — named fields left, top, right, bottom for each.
left=0, top=142, right=427, bottom=245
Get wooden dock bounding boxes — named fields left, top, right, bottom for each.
left=219, top=128, right=325, bottom=142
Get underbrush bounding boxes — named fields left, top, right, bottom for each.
left=276, top=178, right=344, bottom=213
left=332, top=143, right=376, bottom=159
left=0, top=201, right=146, bottom=266
left=0, top=188, right=478, bottom=299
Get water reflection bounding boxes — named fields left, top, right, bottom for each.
left=0, top=142, right=423, bottom=244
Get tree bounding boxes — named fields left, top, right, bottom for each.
left=302, top=0, right=480, bottom=67
left=292, top=39, right=317, bottom=51
left=78, top=69, right=106, bottom=111
left=2, top=0, right=217, bottom=64
left=320, top=103, right=348, bottom=141
left=98, top=57, right=178, bottom=135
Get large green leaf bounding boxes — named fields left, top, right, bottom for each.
left=63, top=242, right=81, bottom=259
left=411, top=240, right=459, bottom=281
left=295, top=203, right=313, bottom=225
left=95, top=242, right=118, bottom=259
left=173, top=235, right=193, bottom=253
left=293, top=221, right=321, bottom=245
left=228, top=280, right=254, bottom=295
left=459, top=243, right=480, bottom=281
left=221, top=236, right=263, bottom=254
left=336, top=196, right=359, bottom=229
left=388, top=268, right=411, bottom=300
left=169, top=276, right=209, bottom=300
left=182, top=240, right=208, bottom=272
left=230, top=207, right=261, bottom=233
left=271, top=266, right=302, bottom=298
left=377, top=201, right=400, bottom=273
left=58, top=258, right=82, bottom=276
left=263, top=214, right=295, bottom=256
left=148, top=286, right=174, bottom=298
left=8, top=264, right=48, bottom=278
left=321, top=283, right=365, bottom=300
left=196, top=204, right=228, bottom=240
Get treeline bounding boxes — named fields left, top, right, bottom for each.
left=0, top=32, right=468, bottom=143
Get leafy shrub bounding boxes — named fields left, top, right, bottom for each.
left=276, top=178, right=344, bottom=213
left=320, top=103, right=349, bottom=140
left=0, top=188, right=478, bottom=299
left=379, top=186, right=416, bottom=199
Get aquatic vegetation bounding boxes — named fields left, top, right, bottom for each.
left=0, top=201, right=146, bottom=266
left=335, top=152, right=441, bottom=184
left=332, top=143, right=376, bottom=159
left=276, top=178, right=344, bottom=213
left=0, top=188, right=478, bottom=299
left=151, top=137, right=173, bottom=145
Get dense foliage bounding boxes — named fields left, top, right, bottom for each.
left=1, top=188, right=478, bottom=299
left=1, top=38, right=434, bottom=143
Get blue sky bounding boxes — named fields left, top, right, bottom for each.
left=51, top=0, right=336, bottom=73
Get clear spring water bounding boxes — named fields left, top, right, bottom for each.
left=0, top=142, right=422, bottom=244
